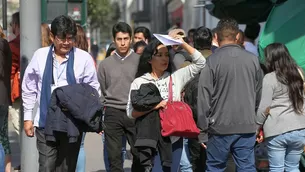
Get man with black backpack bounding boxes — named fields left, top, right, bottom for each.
left=182, top=26, right=212, bottom=172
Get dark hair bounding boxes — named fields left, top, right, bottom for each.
left=134, top=26, right=151, bottom=42
left=12, top=12, right=20, bottom=26
left=264, top=43, right=304, bottom=114
left=112, top=22, right=132, bottom=39
left=135, top=38, right=172, bottom=78
left=216, top=18, right=239, bottom=42
left=260, top=63, right=268, bottom=75
left=51, top=15, right=77, bottom=38
left=74, top=24, right=88, bottom=51
left=106, top=42, right=116, bottom=58
left=211, top=28, right=217, bottom=38
left=188, top=28, right=196, bottom=36
left=244, top=23, right=260, bottom=40
left=193, top=26, right=212, bottom=50
left=133, top=41, right=147, bottom=53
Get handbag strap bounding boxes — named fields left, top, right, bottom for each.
left=297, top=68, right=305, bottom=92
left=298, top=68, right=305, bottom=81
left=168, top=75, right=173, bottom=102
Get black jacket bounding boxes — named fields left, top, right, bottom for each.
left=183, top=74, right=200, bottom=122
left=0, top=38, right=12, bottom=129
left=131, top=83, right=172, bottom=166
left=0, top=38, right=12, bottom=106
left=45, top=83, right=103, bottom=143
left=130, top=83, right=163, bottom=147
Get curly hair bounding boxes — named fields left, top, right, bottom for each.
left=216, top=18, right=239, bottom=42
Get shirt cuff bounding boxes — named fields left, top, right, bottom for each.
left=24, top=111, right=33, bottom=121
left=256, top=112, right=267, bottom=125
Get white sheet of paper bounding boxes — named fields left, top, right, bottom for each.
left=153, top=34, right=183, bottom=46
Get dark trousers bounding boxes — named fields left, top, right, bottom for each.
left=188, top=138, right=207, bottom=172
left=188, top=139, right=236, bottom=172
left=36, top=128, right=82, bottom=172
left=206, top=133, right=256, bottom=172
left=104, top=107, right=142, bottom=172
left=152, top=138, right=184, bottom=172
left=137, top=133, right=172, bottom=171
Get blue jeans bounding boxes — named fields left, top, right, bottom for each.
left=180, top=138, right=192, bottom=172
left=152, top=138, right=184, bottom=172
left=76, top=133, right=86, bottom=172
left=0, top=144, right=4, bottom=172
left=206, top=133, right=256, bottom=172
left=102, top=133, right=127, bottom=172
left=266, top=129, right=305, bottom=172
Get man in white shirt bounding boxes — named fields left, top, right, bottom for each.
left=244, top=23, right=261, bottom=57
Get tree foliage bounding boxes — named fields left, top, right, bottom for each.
left=87, top=0, right=120, bottom=29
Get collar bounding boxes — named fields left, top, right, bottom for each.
left=143, top=72, right=170, bottom=81
left=218, top=44, right=242, bottom=49
left=115, top=49, right=133, bottom=60
left=244, top=41, right=255, bottom=46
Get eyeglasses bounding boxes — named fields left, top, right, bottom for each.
left=55, top=36, right=75, bottom=43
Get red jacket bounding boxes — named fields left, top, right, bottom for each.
left=9, top=35, right=20, bottom=102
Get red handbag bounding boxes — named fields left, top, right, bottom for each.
left=159, top=76, right=200, bottom=138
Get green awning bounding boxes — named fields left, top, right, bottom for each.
left=258, top=0, right=305, bottom=70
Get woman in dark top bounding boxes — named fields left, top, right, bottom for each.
left=0, top=25, right=12, bottom=172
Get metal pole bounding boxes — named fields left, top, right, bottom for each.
left=2, top=0, right=7, bottom=36
left=20, top=0, right=41, bottom=171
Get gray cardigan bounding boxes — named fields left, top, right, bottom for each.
left=256, top=72, right=305, bottom=138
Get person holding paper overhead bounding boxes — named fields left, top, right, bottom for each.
left=168, top=29, right=193, bottom=71
left=126, top=33, right=206, bottom=171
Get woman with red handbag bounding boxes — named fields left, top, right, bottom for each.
left=126, top=35, right=206, bottom=172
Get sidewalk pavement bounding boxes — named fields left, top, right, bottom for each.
left=8, top=121, right=132, bottom=172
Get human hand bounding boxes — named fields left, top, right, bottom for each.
left=173, top=35, right=186, bottom=44
left=256, top=128, right=264, bottom=143
left=264, top=107, right=270, bottom=116
left=24, top=120, right=34, bottom=137
left=201, top=143, right=207, bottom=149
left=256, top=134, right=264, bottom=143
left=154, top=100, right=167, bottom=110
